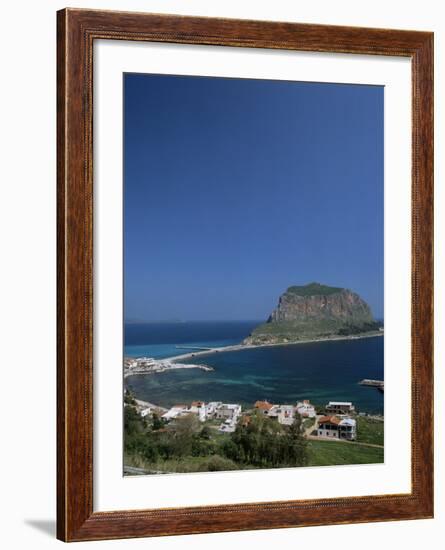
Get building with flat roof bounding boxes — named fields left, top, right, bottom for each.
left=325, top=401, right=355, bottom=414
left=215, top=403, right=241, bottom=420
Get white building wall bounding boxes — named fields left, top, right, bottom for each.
left=318, top=428, right=339, bottom=438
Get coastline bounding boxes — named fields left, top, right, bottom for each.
left=124, top=362, right=213, bottom=378
left=134, top=398, right=168, bottom=413
left=125, top=333, right=384, bottom=415
left=166, top=331, right=384, bottom=363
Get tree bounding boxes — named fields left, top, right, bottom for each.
left=151, top=413, right=163, bottom=431
left=124, top=405, right=143, bottom=436
left=199, top=425, right=212, bottom=440
left=224, top=410, right=308, bottom=468
left=282, top=415, right=308, bottom=466
left=124, top=389, right=136, bottom=405
left=168, top=414, right=200, bottom=457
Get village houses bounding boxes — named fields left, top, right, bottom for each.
left=255, top=399, right=316, bottom=425
left=162, top=405, right=188, bottom=421
left=317, top=415, right=357, bottom=440
left=215, top=403, right=242, bottom=420
left=162, top=401, right=241, bottom=425
left=159, top=398, right=359, bottom=441
left=254, top=400, right=274, bottom=414
left=189, top=401, right=206, bottom=422
left=295, top=399, right=316, bottom=418
left=268, top=404, right=295, bottom=425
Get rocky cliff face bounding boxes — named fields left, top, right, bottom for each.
left=269, top=283, right=373, bottom=324
left=244, top=283, right=377, bottom=345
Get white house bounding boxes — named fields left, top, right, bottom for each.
left=296, top=400, right=316, bottom=418
left=205, top=401, right=222, bottom=418
left=254, top=402, right=297, bottom=425
left=140, top=407, right=152, bottom=418
left=325, top=401, right=355, bottom=414
left=269, top=405, right=295, bottom=425
left=216, top=404, right=242, bottom=433
left=338, top=417, right=357, bottom=440
left=215, top=403, right=242, bottom=420
left=218, top=418, right=238, bottom=433
left=254, top=400, right=274, bottom=415
left=162, top=405, right=187, bottom=421
left=188, top=401, right=206, bottom=422
left=317, top=415, right=357, bottom=440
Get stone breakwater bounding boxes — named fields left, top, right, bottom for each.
left=159, top=331, right=384, bottom=363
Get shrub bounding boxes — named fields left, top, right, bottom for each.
left=199, top=455, right=239, bottom=472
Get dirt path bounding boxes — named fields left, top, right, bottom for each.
left=306, top=435, right=383, bottom=448
left=304, top=417, right=319, bottom=437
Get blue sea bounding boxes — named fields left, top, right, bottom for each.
left=125, top=322, right=384, bottom=414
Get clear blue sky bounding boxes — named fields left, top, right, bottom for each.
left=124, top=73, right=383, bottom=321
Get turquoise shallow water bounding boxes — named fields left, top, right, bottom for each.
left=124, top=321, right=260, bottom=359
left=126, top=327, right=384, bottom=414
left=125, top=339, right=242, bottom=359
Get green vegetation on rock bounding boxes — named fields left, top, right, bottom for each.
left=287, top=282, right=343, bottom=296
left=244, top=282, right=380, bottom=345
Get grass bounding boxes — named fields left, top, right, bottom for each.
left=356, top=416, right=384, bottom=446
left=127, top=439, right=384, bottom=473
left=307, top=440, right=384, bottom=467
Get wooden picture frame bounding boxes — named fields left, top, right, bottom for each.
left=57, top=8, right=434, bottom=542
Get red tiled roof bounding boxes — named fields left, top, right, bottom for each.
left=318, top=415, right=341, bottom=425
left=254, top=400, right=273, bottom=410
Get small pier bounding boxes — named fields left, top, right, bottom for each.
left=359, top=379, right=384, bottom=393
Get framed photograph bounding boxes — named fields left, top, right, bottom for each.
left=57, top=8, right=433, bottom=542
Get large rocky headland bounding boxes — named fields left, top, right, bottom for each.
left=244, top=283, right=381, bottom=345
